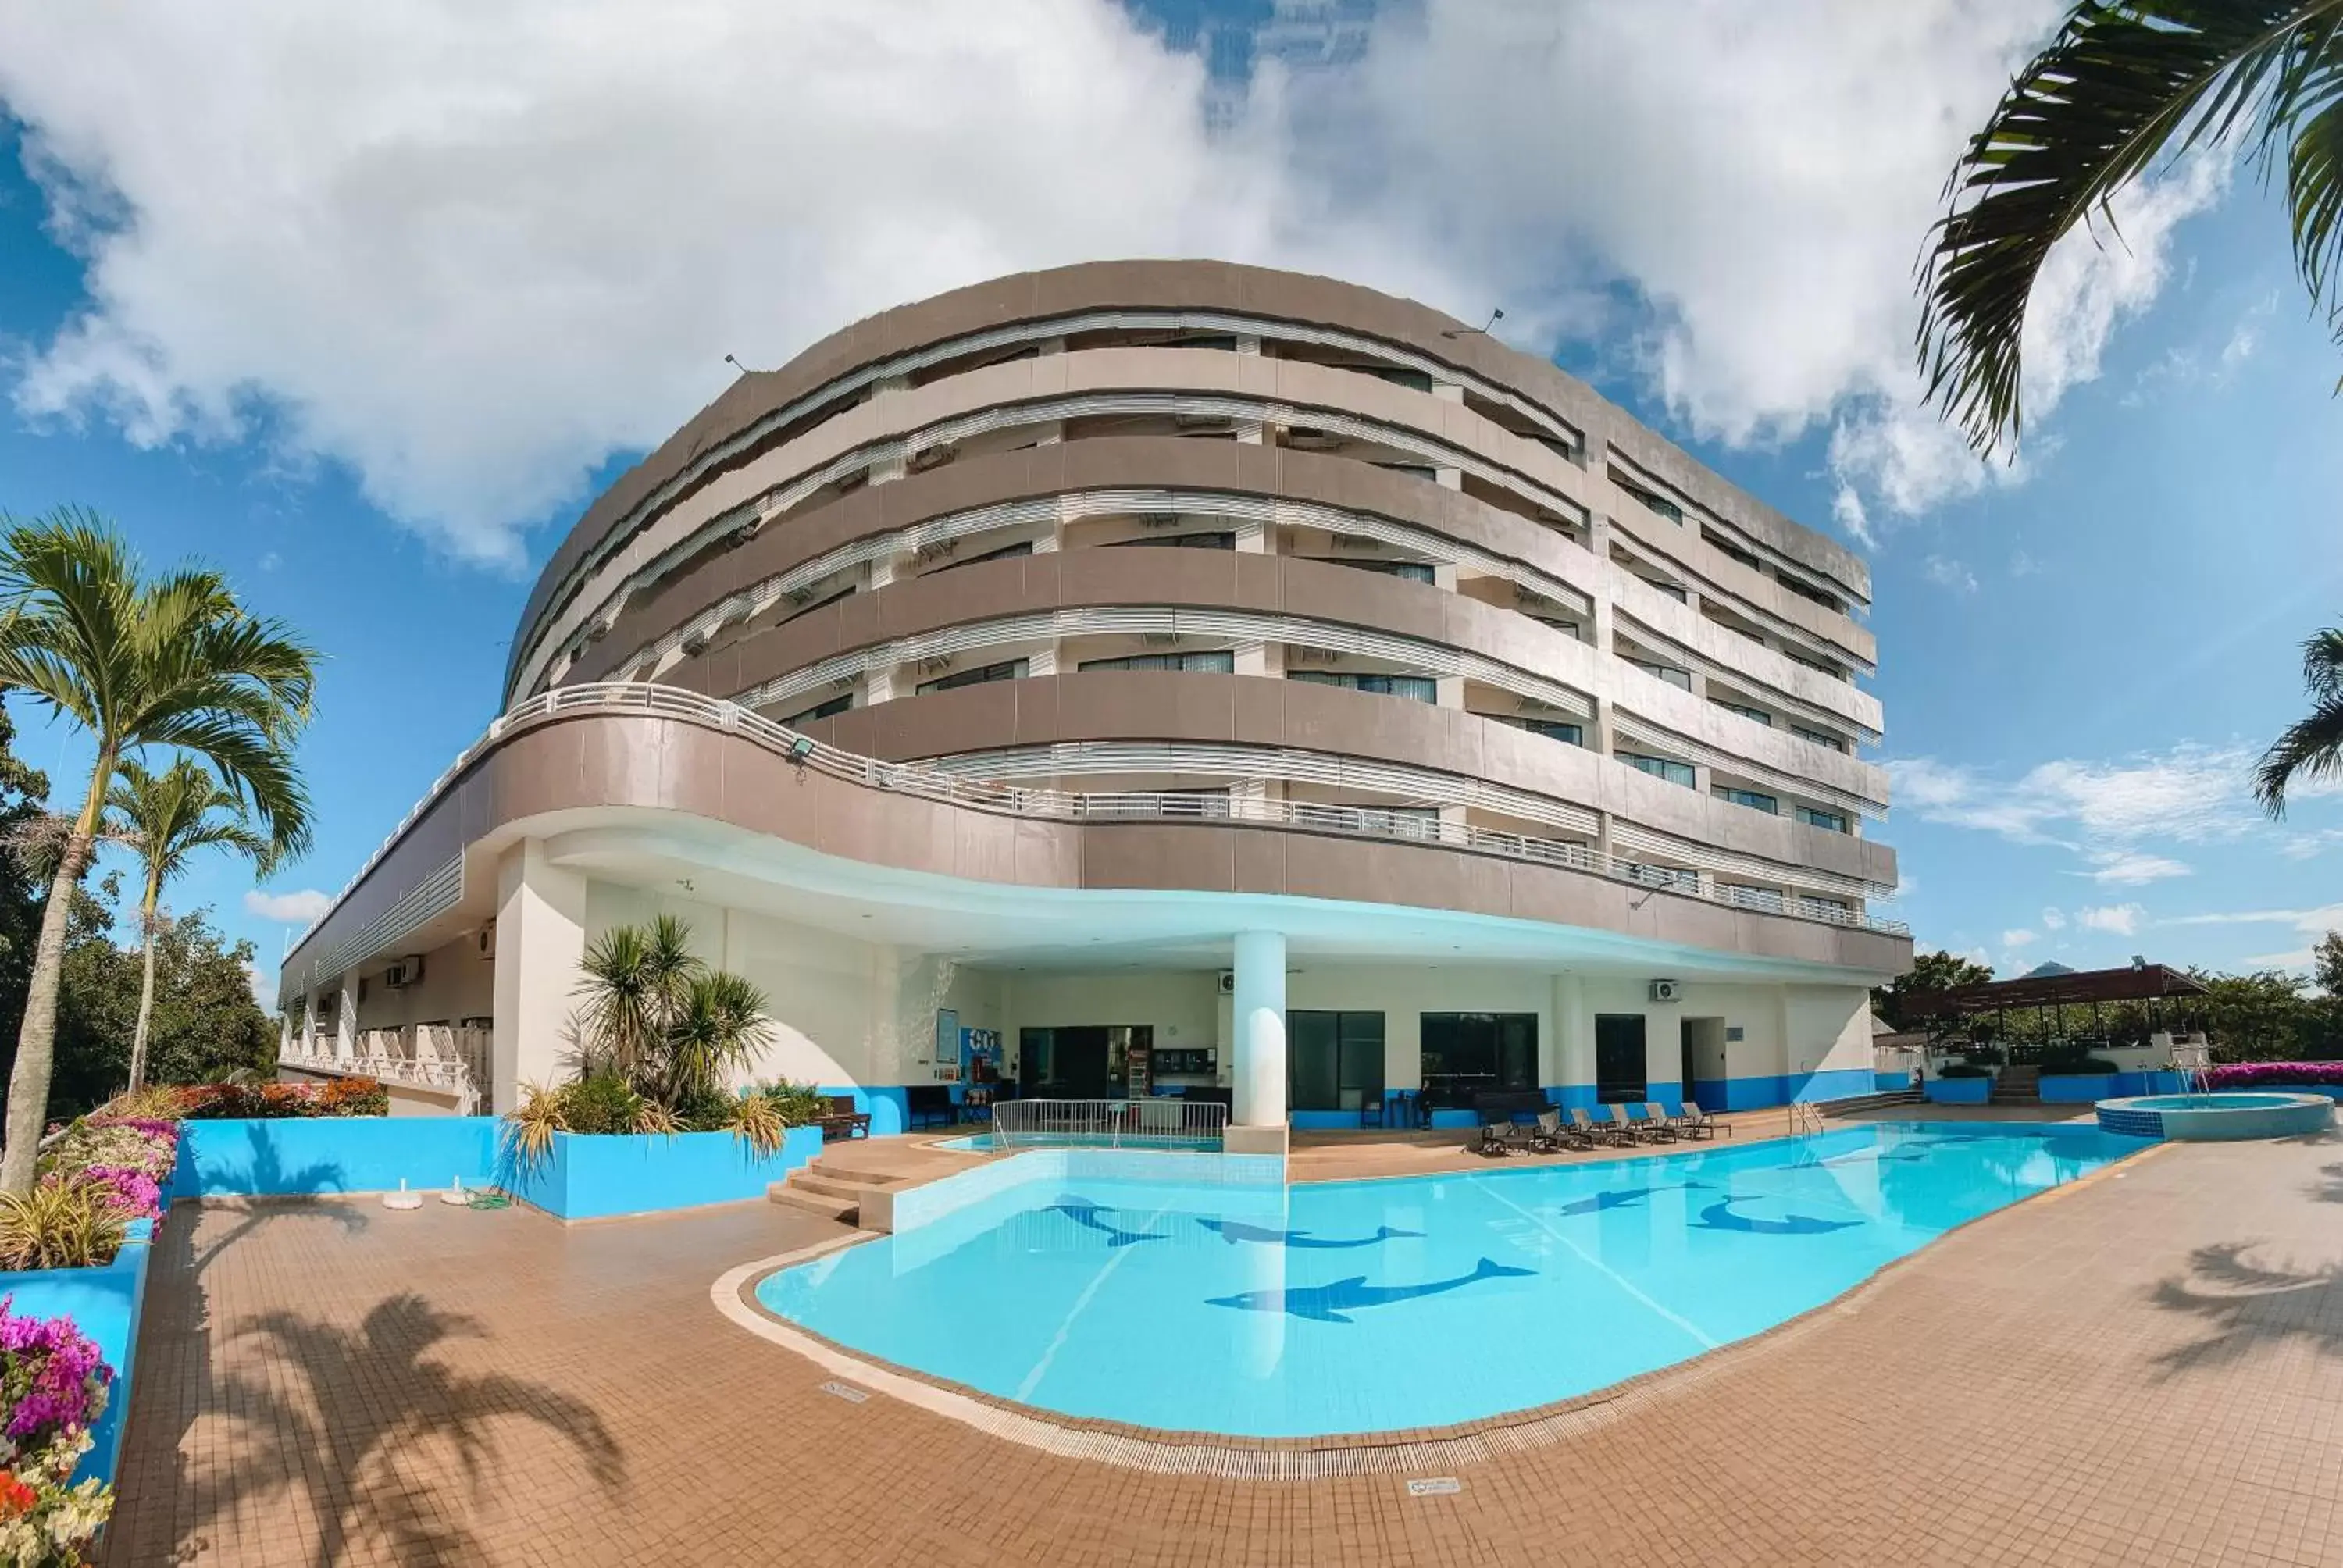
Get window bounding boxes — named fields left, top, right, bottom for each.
left=1625, top=657, right=1693, bottom=692
left=1312, top=557, right=1435, bottom=583
left=1375, top=462, right=1438, bottom=480
left=1529, top=614, right=1582, bottom=638
left=1077, top=650, right=1235, bottom=674
left=1797, top=806, right=1849, bottom=833
left=1534, top=434, right=1581, bottom=465
left=1777, top=573, right=1846, bottom=613
left=1172, top=333, right=1238, bottom=351
left=1792, top=724, right=1847, bottom=753
left=1594, top=1014, right=1646, bottom=1103
left=1620, top=752, right=1696, bottom=789
left=1721, top=883, right=1785, bottom=911
left=1289, top=670, right=1439, bottom=704
left=779, top=583, right=855, bottom=624
left=1704, top=529, right=1763, bottom=572
left=1082, top=788, right=1229, bottom=820
left=1289, top=1011, right=1387, bottom=1112
left=1714, top=786, right=1779, bottom=814
left=1618, top=482, right=1684, bottom=524
left=1366, top=366, right=1434, bottom=394
left=916, top=658, right=1027, bottom=695
left=1496, top=715, right=1582, bottom=746
left=1639, top=577, right=1689, bottom=603
left=1711, top=697, right=1771, bottom=726
left=1802, top=895, right=1851, bottom=915
left=780, top=693, right=851, bottom=726
left=1107, top=530, right=1235, bottom=551
left=1294, top=801, right=1439, bottom=838
left=1786, top=650, right=1846, bottom=680
left=1421, top=1013, right=1538, bottom=1102
left=925, top=540, right=1032, bottom=575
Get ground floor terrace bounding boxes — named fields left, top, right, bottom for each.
left=106, top=1109, right=2341, bottom=1567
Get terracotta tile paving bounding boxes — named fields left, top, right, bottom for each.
left=103, top=1118, right=2343, bottom=1567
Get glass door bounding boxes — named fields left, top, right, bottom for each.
left=1595, top=1014, right=1648, bottom=1103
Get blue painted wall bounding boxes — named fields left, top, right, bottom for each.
left=1875, top=1071, right=1913, bottom=1092
left=497, top=1126, right=822, bottom=1221
left=1925, top=1077, right=1994, bottom=1104
left=173, top=1117, right=499, bottom=1198
left=0, top=1218, right=152, bottom=1486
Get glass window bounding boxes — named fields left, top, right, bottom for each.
left=1375, top=462, right=1438, bottom=480
left=916, top=658, right=1028, bottom=695
left=1640, top=577, right=1688, bottom=603
left=1722, top=884, right=1785, bottom=911
left=1107, top=530, right=1236, bottom=551
left=1714, top=786, right=1779, bottom=814
left=1711, top=698, right=1772, bottom=726
left=1594, top=1014, right=1646, bottom=1103
left=1293, top=802, right=1438, bottom=838
left=1517, top=718, right=1583, bottom=745
left=925, top=540, right=1032, bottom=575
left=1802, top=896, right=1851, bottom=914
left=1620, top=752, right=1696, bottom=789
left=1421, top=1013, right=1538, bottom=1101
left=1313, top=557, right=1435, bottom=583
left=1625, top=657, right=1693, bottom=691
left=780, top=693, right=851, bottom=726
left=1077, top=651, right=1236, bottom=674
left=1792, top=724, right=1847, bottom=753
left=1172, top=333, right=1238, bottom=351
left=1289, top=1011, right=1387, bottom=1111
left=1366, top=366, right=1434, bottom=394
left=1288, top=670, right=1439, bottom=704
left=1797, top=806, right=1849, bottom=833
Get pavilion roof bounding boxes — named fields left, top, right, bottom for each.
left=1907, top=962, right=2209, bottom=1015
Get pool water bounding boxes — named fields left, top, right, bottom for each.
left=932, top=1131, right=1223, bottom=1153
left=756, top=1121, right=2145, bottom=1438
left=2125, top=1093, right=2301, bottom=1110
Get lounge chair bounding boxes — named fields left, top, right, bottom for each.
left=1578, top=1106, right=1635, bottom=1147
left=1639, top=1102, right=1681, bottom=1142
left=1532, top=1107, right=1587, bottom=1153
left=1471, top=1123, right=1519, bottom=1157
left=1675, top=1101, right=1723, bottom=1140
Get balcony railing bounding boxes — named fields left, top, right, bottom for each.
left=292, top=681, right=1909, bottom=956
left=279, top=1024, right=487, bottom=1114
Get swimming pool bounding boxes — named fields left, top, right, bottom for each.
left=932, top=1131, right=1223, bottom=1153
left=754, top=1121, right=2145, bottom=1438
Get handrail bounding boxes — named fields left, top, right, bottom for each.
left=993, top=1098, right=1229, bottom=1150
left=289, top=680, right=1910, bottom=960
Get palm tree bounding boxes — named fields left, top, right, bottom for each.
left=109, top=757, right=277, bottom=1095
left=1918, top=2, right=2343, bottom=454
left=2255, top=625, right=2343, bottom=814
left=0, top=508, right=315, bottom=1192
left=569, top=915, right=771, bottom=1104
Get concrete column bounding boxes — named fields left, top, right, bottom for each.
left=1435, top=466, right=1463, bottom=490
left=491, top=839, right=590, bottom=1115
left=1552, top=973, right=1594, bottom=1106
left=1229, top=930, right=1287, bottom=1152
left=1432, top=380, right=1464, bottom=404
left=301, top=991, right=319, bottom=1056
left=1435, top=675, right=1464, bottom=709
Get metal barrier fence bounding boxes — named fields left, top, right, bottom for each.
left=991, top=1098, right=1231, bottom=1150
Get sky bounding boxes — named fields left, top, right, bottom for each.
left=0, top=0, right=2338, bottom=996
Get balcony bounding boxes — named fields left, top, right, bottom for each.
left=280, top=1023, right=488, bottom=1114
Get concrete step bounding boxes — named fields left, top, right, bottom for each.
left=1819, top=1090, right=1924, bottom=1117
left=768, top=1183, right=858, bottom=1223
left=787, top=1169, right=878, bottom=1203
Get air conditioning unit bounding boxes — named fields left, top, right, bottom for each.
left=733, top=515, right=765, bottom=547
left=908, top=442, right=958, bottom=473
left=383, top=956, right=425, bottom=990
left=476, top=922, right=497, bottom=961
left=583, top=622, right=608, bottom=644
left=1217, top=971, right=1236, bottom=995
left=679, top=628, right=711, bottom=656
left=912, top=539, right=958, bottom=565
left=918, top=656, right=954, bottom=675
left=1293, top=647, right=1342, bottom=665
left=1649, top=979, right=1681, bottom=1004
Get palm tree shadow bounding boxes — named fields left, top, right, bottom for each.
left=2313, top=1163, right=2343, bottom=1205
left=184, top=1292, right=623, bottom=1568
left=184, top=1124, right=368, bottom=1277
left=2147, top=1241, right=2343, bottom=1378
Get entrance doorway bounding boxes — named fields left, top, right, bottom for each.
left=1289, top=1011, right=1385, bottom=1112
left=1681, top=1017, right=1728, bottom=1103
left=1595, top=1014, right=1647, bottom=1103
left=1018, top=1025, right=1152, bottom=1097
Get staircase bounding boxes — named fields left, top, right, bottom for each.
left=1991, top=1064, right=2041, bottom=1105
left=1817, top=1086, right=1924, bottom=1118
left=769, top=1148, right=922, bottom=1227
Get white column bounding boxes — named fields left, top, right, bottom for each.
left=1229, top=930, right=1287, bottom=1149
left=336, top=973, right=359, bottom=1061
left=491, top=839, right=590, bottom=1114
left=301, top=991, right=319, bottom=1056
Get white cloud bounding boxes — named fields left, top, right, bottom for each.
left=243, top=888, right=333, bottom=925
left=2009, top=548, right=2039, bottom=578
left=1924, top=554, right=1978, bottom=593
left=2040, top=907, right=2066, bottom=930
left=2160, top=901, right=2343, bottom=974
left=2075, top=903, right=2143, bottom=937
left=2001, top=928, right=2036, bottom=949
left=0, top=0, right=2206, bottom=564
left=2080, top=850, right=2194, bottom=886
left=1886, top=743, right=2257, bottom=850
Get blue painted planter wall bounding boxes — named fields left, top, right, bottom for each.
left=1925, top=1076, right=1994, bottom=1104
left=0, top=1218, right=153, bottom=1486
left=1875, top=1071, right=1913, bottom=1092
left=497, top=1126, right=822, bottom=1221
left=173, top=1116, right=499, bottom=1199
left=2039, top=1071, right=2191, bottom=1103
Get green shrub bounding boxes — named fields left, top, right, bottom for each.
left=558, top=1074, right=645, bottom=1135
left=753, top=1079, right=827, bottom=1128
left=2040, top=1056, right=2120, bottom=1076
left=0, top=1181, right=128, bottom=1270
left=1938, top=1062, right=1992, bottom=1079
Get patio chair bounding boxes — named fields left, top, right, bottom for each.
left=817, top=1095, right=872, bottom=1141
left=1639, top=1102, right=1681, bottom=1142
left=1675, top=1101, right=1724, bottom=1140
left=1578, top=1106, right=1635, bottom=1147
left=1535, top=1107, right=1590, bottom=1153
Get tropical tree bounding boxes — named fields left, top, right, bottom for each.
left=108, top=757, right=276, bottom=1094
left=2254, top=625, right=2343, bottom=813
left=0, top=509, right=315, bottom=1192
left=568, top=915, right=772, bottom=1107
left=1918, top=2, right=2343, bottom=454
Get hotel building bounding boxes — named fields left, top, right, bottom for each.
left=276, top=261, right=1910, bottom=1142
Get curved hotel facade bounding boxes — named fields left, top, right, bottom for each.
left=276, top=261, right=1910, bottom=1138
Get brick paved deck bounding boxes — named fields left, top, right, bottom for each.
left=105, top=1121, right=2343, bottom=1566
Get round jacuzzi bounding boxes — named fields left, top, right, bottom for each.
left=2095, top=1092, right=2334, bottom=1141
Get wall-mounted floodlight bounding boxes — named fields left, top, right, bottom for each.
left=788, top=734, right=815, bottom=765
left=1442, top=308, right=1504, bottom=340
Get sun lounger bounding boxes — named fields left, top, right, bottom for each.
left=1578, top=1106, right=1635, bottom=1147
left=1675, top=1101, right=1723, bottom=1139
left=1639, top=1102, right=1681, bottom=1142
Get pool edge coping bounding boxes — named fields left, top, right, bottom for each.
left=709, top=1135, right=2171, bottom=1478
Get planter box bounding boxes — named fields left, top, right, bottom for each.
left=174, top=1115, right=498, bottom=1199
left=1924, top=1076, right=1993, bottom=1105
left=2038, top=1074, right=2117, bottom=1104
left=497, top=1125, right=823, bottom=1221
left=0, top=1218, right=154, bottom=1486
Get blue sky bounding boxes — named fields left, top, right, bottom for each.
left=0, top=1, right=2338, bottom=993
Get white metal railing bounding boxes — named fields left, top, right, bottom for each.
left=287, top=681, right=1910, bottom=970
left=278, top=1024, right=484, bottom=1114
left=993, top=1098, right=1230, bottom=1149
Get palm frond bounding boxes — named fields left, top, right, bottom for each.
left=2255, top=692, right=2343, bottom=815
left=1920, top=1, right=2343, bottom=452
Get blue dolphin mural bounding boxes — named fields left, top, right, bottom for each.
left=1543, top=1180, right=1714, bottom=1217
left=1196, top=1219, right=1425, bottom=1249
left=1206, top=1257, right=1533, bottom=1324
left=1692, top=1196, right=1861, bottom=1236
left=1043, top=1198, right=1167, bottom=1247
